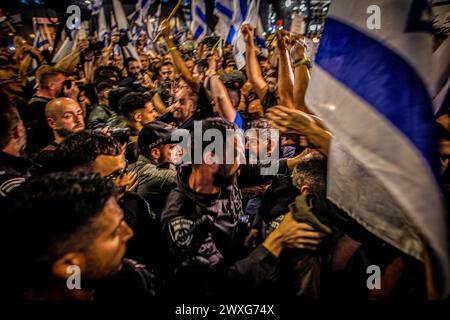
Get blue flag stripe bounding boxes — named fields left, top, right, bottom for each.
left=316, top=17, right=439, bottom=176
left=239, top=0, right=248, bottom=21
left=194, top=25, right=204, bottom=40
left=195, top=6, right=207, bottom=24
left=215, top=2, right=233, bottom=20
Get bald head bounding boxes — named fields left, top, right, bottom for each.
left=46, top=98, right=85, bottom=142
left=45, top=97, right=78, bottom=118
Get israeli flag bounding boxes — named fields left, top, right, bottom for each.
left=232, top=0, right=262, bottom=70
left=214, top=0, right=233, bottom=43
left=305, top=0, right=449, bottom=296
left=112, top=0, right=141, bottom=61
left=89, top=0, right=102, bottom=16
left=145, top=3, right=161, bottom=41
left=191, top=0, right=207, bottom=40
left=98, top=5, right=109, bottom=43
left=52, top=29, right=78, bottom=63
left=432, top=37, right=450, bottom=116
left=33, top=29, right=49, bottom=50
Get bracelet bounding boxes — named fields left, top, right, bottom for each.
left=168, top=46, right=177, bottom=52
left=293, top=58, right=310, bottom=69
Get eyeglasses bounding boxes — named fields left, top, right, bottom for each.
left=105, top=160, right=129, bottom=180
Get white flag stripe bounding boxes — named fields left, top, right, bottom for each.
left=327, top=0, right=434, bottom=95
left=307, top=66, right=446, bottom=262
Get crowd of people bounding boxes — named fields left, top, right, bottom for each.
left=0, top=13, right=448, bottom=301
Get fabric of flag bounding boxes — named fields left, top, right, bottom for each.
left=305, top=0, right=449, bottom=296
left=97, top=7, right=109, bottom=43
left=432, top=37, right=450, bottom=116
left=232, top=0, right=261, bottom=70
left=52, top=29, right=78, bottom=63
left=214, top=0, right=234, bottom=43
left=112, top=0, right=141, bottom=61
left=146, top=3, right=161, bottom=41
left=191, top=0, right=207, bottom=40
left=32, top=21, right=50, bottom=50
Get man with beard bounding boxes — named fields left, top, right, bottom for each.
left=160, top=118, right=319, bottom=297
left=131, top=120, right=179, bottom=218
left=27, top=65, right=79, bottom=153
left=156, top=61, right=176, bottom=107
left=32, top=98, right=85, bottom=169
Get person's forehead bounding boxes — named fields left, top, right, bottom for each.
left=145, top=100, right=154, bottom=110
left=93, top=197, right=123, bottom=234
left=96, top=154, right=125, bottom=170
left=60, top=101, right=81, bottom=114
left=161, top=65, right=173, bottom=71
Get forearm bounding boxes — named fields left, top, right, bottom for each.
left=210, top=75, right=236, bottom=122
left=245, top=42, right=267, bottom=100
left=294, top=58, right=311, bottom=113
left=100, top=43, right=115, bottom=65
left=304, top=123, right=332, bottom=156
left=278, top=48, right=295, bottom=109
left=164, top=36, right=198, bottom=90
left=152, top=92, right=167, bottom=114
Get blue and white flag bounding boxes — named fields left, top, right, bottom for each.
left=112, top=0, right=141, bottom=61
left=97, top=5, right=109, bottom=43
left=191, top=0, right=207, bottom=40
left=305, top=0, right=449, bottom=296
left=232, top=0, right=262, bottom=70
left=432, top=37, right=450, bottom=116
left=146, top=3, right=161, bottom=40
left=89, top=0, right=102, bottom=16
left=52, top=29, right=78, bottom=63
left=214, top=0, right=234, bottom=43
left=128, top=0, right=152, bottom=26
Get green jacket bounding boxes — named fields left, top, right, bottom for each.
left=87, top=104, right=118, bottom=129
left=130, top=155, right=177, bottom=217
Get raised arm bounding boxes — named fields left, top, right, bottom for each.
left=204, top=55, right=236, bottom=122
left=99, top=33, right=120, bottom=65
left=276, top=31, right=295, bottom=109
left=292, top=40, right=312, bottom=113
left=159, top=19, right=201, bottom=92
left=242, top=24, right=268, bottom=100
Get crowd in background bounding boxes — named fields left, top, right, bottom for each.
left=0, top=7, right=449, bottom=300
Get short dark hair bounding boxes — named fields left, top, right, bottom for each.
left=54, top=131, right=122, bottom=171
left=157, top=61, right=174, bottom=73
left=125, top=57, right=138, bottom=69
left=95, top=79, right=114, bottom=94
left=95, top=65, right=121, bottom=81
left=35, top=65, right=64, bottom=89
left=108, top=87, right=133, bottom=112
left=292, top=152, right=327, bottom=197
left=3, top=171, right=117, bottom=287
left=118, top=92, right=152, bottom=119
left=0, top=103, right=21, bottom=149
left=190, top=117, right=238, bottom=165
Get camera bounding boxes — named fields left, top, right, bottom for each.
left=118, top=30, right=130, bottom=47
left=92, top=127, right=131, bottom=144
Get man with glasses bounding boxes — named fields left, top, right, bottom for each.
left=53, top=131, right=161, bottom=269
